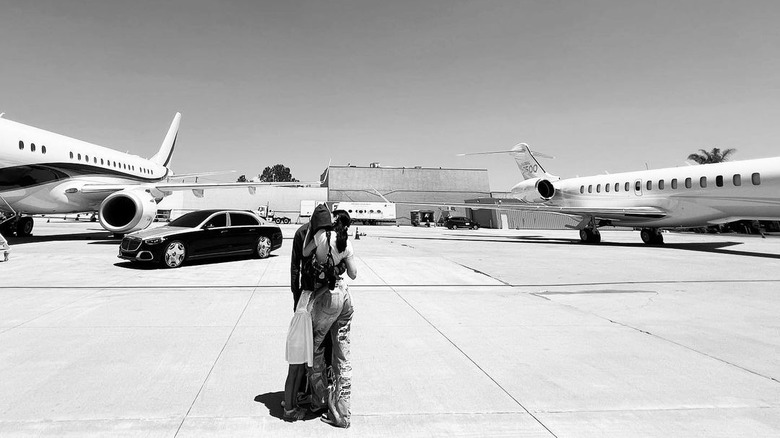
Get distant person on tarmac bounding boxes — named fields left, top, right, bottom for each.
left=0, top=232, right=10, bottom=262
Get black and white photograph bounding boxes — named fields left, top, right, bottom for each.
left=2, top=1, right=780, bottom=436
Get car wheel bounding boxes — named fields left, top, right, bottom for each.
left=161, top=240, right=186, bottom=268
left=255, top=236, right=272, bottom=259
left=472, top=224, right=479, bottom=230
left=447, top=224, right=454, bottom=229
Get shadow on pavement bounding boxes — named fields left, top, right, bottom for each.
left=383, top=234, right=780, bottom=259
left=254, top=391, right=325, bottom=422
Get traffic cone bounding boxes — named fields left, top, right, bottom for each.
left=354, top=227, right=360, bottom=240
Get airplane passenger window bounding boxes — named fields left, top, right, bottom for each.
left=700, top=177, right=707, bottom=188
left=101, top=158, right=104, bottom=165
left=752, top=173, right=761, bottom=185
left=646, top=181, right=652, bottom=190
left=615, top=183, right=620, bottom=192
left=94, top=157, right=97, bottom=164
left=625, top=182, right=630, bottom=191
left=78, top=154, right=81, bottom=160
left=658, top=180, right=664, bottom=190
left=716, top=175, right=723, bottom=187
left=596, top=184, right=601, bottom=193
left=70, top=152, right=74, bottom=159
left=588, top=185, right=592, bottom=193
left=18, top=141, right=24, bottom=150
left=733, top=174, right=741, bottom=186
left=685, top=177, right=692, bottom=188
left=580, top=186, right=584, bottom=194
left=671, top=179, right=677, bottom=189
left=605, top=184, right=610, bottom=193
left=635, top=181, right=641, bottom=191
left=31, top=143, right=36, bottom=152
left=41, top=145, right=47, bottom=154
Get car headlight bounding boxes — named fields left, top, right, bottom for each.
left=144, top=237, right=164, bottom=245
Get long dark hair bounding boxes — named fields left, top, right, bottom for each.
left=332, top=210, right=351, bottom=253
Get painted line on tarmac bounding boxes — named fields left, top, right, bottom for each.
left=357, top=254, right=560, bottom=438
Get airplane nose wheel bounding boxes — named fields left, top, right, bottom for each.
left=640, top=228, right=664, bottom=245
left=579, top=228, right=601, bottom=243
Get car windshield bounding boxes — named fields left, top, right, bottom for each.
left=168, top=211, right=215, bottom=228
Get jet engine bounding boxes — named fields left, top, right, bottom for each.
left=510, top=177, right=556, bottom=203
left=99, top=189, right=157, bottom=234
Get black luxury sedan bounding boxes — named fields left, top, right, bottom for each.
left=443, top=216, right=479, bottom=230
left=118, top=209, right=283, bottom=268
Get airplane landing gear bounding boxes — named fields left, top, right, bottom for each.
left=640, top=228, right=664, bottom=245
left=579, top=228, right=601, bottom=243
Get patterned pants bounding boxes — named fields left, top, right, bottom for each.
left=309, top=282, right=353, bottom=424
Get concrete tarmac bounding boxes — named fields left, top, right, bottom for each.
left=1, top=218, right=779, bottom=437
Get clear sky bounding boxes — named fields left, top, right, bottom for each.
left=2, top=0, right=780, bottom=190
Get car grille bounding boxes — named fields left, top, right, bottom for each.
left=121, top=237, right=142, bottom=252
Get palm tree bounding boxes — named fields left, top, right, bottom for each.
left=687, top=147, right=736, bottom=164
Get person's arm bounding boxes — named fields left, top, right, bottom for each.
left=302, top=227, right=316, bottom=257
left=290, top=229, right=304, bottom=296
left=343, top=255, right=357, bottom=280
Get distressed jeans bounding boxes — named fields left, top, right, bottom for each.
left=308, top=281, right=353, bottom=424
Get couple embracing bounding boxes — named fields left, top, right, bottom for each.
left=285, top=204, right=357, bottom=428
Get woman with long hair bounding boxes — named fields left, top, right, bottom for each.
left=302, top=208, right=357, bottom=428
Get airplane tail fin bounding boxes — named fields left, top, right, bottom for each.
left=510, top=143, right=556, bottom=181
left=150, top=112, right=181, bottom=167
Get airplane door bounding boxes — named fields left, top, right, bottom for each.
left=501, top=214, right=509, bottom=229
left=634, top=179, right=643, bottom=196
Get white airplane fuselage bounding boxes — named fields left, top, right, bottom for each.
left=0, top=117, right=168, bottom=214
left=508, top=156, right=780, bottom=229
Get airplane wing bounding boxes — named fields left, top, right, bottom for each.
left=75, top=180, right=321, bottom=194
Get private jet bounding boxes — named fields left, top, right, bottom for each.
left=461, top=143, right=780, bottom=244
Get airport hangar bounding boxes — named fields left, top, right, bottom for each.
left=157, top=163, right=577, bottom=229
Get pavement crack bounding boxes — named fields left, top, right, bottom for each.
left=172, top=287, right=258, bottom=437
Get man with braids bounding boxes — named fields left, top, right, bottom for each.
left=302, top=208, right=357, bottom=428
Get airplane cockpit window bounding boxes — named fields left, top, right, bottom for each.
left=752, top=173, right=761, bottom=185
left=700, top=177, right=707, bottom=188
left=733, top=174, right=742, bottom=186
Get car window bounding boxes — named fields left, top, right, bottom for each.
left=230, top=212, right=259, bottom=226
left=169, top=210, right=214, bottom=228
left=203, top=213, right=227, bottom=228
